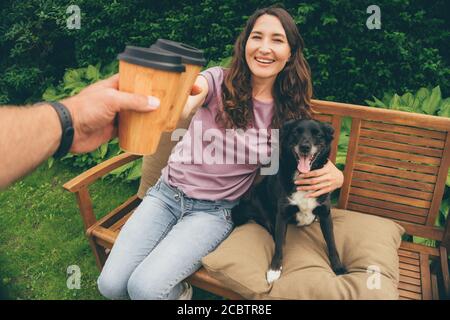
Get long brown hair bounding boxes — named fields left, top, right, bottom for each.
left=218, top=5, right=313, bottom=130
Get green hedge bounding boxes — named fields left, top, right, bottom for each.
left=1, top=0, right=449, bottom=105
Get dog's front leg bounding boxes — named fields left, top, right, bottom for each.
left=267, top=205, right=297, bottom=284
left=314, top=205, right=347, bottom=275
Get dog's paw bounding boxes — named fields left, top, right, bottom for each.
left=333, top=265, right=348, bottom=276
left=296, top=212, right=316, bottom=226
left=266, top=268, right=282, bottom=284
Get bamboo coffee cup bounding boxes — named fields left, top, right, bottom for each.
left=117, top=46, right=185, bottom=155
left=150, top=39, right=206, bottom=132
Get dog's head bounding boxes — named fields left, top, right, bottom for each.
left=281, top=119, right=334, bottom=174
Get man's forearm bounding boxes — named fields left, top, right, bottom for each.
left=0, top=104, right=61, bottom=189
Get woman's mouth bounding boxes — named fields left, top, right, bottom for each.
left=255, top=57, right=275, bottom=65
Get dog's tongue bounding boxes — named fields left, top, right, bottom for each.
left=298, top=156, right=311, bottom=173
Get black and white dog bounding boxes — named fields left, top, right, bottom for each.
left=232, top=119, right=347, bottom=284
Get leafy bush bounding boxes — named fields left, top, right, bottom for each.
left=1, top=0, right=449, bottom=106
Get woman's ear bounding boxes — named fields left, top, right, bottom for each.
left=321, top=122, right=334, bottom=143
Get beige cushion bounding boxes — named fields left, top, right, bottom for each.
left=137, top=114, right=194, bottom=199
left=202, top=208, right=405, bottom=299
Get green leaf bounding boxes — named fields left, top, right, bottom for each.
left=86, top=65, right=100, bottom=81
left=438, top=98, right=450, bottom=117
left=47, top=157, right=54, bottom=168
left=390, top=94, right=401, bottom=110
left=401, top=92, right=414, bottom=107
left=63, top=69, right=81, bottom=85
left=126, top=160, right=142, bottom=181
left=100, top=143, right=108, bottom=158
left=421, top=86, right=441, bottom=115
left=415, top=87, right=429, bottom=103
left=412, top=236, right=436, bottom=248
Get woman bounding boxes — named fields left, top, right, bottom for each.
left=98, top=5, right=343, bottom=300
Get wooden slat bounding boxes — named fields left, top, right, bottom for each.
left=63, top=153, right=142, bottom=192
left=356, top=154, right=439, bottom=175
left=420, top=253, right=432, bottom=300
left=110, top=211, right=134, bottom=232
left=398, top=281, right=422, bottom=293
left=357, top=147, right=441, bottom=166
left=75, top=188, right=97, bottom=230
left=426, top=133, right=450, bottom=226
left=97, top=195, right=141, bottom=229
left=312, top=113, right=333, bottom=123
left=187, top=268, right=244, bottom=300
left=352, top=171, right=435, bottom=192
left=338, top=119, right=361, bottom=209
left=399, top=255, right=420, bottom=266
left=400, top=262, right=420, bottom=273
left=352, top=180, right=433, bottom=201
left=348, top=194, right=428, bottom=217
left=360, top=129, right=445, bottom=149
left=347, top=202, right=426, bottom=224
left=400, top=275, right=422, bottom=286
left=400, top=241, right=440, bottom=256
left=311, top=100, right=450, bottom=132
left=440, top=247, right=450, bottom=298
left=398, top=250, right=420, bottom=259
left=399, top=268, right=421, bottom=279
left=329, top=115, right=342, bottom=164
left=91, top=226, right=118, bottom=244
left=359, top=137, right=443, bottom=158
left=354, top=163, right=437, bottom=183
left=350, top=187, right=431, bottom=209
left=361, top=120, right=447, bottom=140
left=398, top=289, right=422, bottom=300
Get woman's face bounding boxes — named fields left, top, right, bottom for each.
left=245, top=14, right=291, bottom=82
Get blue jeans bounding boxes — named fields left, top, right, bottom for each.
left=97, top=177, right=238, bottom=300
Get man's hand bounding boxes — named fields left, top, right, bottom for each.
left=62, top=74, right=161, bottom=153
left=294, top=160, right=344, bottom=198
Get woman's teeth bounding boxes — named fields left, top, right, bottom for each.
left=255, top=57, right=274, bottom=64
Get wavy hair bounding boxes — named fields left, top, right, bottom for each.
left=218, top=5, right=313, bottom=129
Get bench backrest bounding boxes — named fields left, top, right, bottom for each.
left=311, top=99, right=450, bottom=244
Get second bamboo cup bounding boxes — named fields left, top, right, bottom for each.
left=117, top=46, right=185, bottom=155
left=150, top=39, right=206, bottom=132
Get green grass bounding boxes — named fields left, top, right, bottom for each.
left=0, top=160, right=219, bottom=300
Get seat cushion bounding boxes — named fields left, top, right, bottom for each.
left=202, top=208, right=405, bottom=299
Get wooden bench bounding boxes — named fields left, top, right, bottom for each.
left=63, top=99, right=450, bottom=300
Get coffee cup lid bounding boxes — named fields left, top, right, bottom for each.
left=117, top=46, right=185, bottom=73
left=151, top=39, right=206, bottom=66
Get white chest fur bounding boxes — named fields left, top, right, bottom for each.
left=288, top=190, right=318, bottom=226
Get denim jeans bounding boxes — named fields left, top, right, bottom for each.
left=97, top=177, right=238, bottom=300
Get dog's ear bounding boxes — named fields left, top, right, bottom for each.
left=321, top=122, right=334, bottom=143
left=280, top=119, right=298, bottom=139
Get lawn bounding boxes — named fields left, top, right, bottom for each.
left=0, top=160, right=218, bottom=300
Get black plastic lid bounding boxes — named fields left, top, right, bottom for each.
left=150, top=39, right=206, bottom=66
left=117, top=46, right=185, bottom=73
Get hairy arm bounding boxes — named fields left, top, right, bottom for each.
left=0, top=104, right=61, bottom=189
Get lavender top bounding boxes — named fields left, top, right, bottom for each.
left=161, top=66, right=274, bottom=201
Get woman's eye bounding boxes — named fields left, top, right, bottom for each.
left=274, top=39, right=283, bottom=43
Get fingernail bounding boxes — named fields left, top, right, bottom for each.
left=148, top=96, right=160, bottom=109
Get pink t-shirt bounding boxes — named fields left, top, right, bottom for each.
left=161, top=66, right=274, bottom=201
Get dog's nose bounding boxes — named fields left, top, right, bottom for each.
left=299, top=143, right=311, bottom=153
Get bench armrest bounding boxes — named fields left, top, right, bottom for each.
left=63, top=153, right=142, bottom=193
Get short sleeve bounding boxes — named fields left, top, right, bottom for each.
left=199, top=66, right=225, bottom=107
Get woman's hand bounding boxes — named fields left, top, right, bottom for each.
left=294, top=160, right=344, bottom=198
